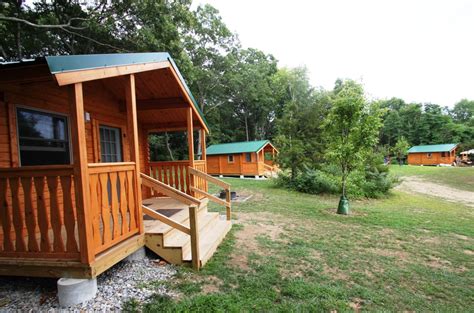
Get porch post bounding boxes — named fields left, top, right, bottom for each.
left=200, top=128, right=207, bottom=191
left=187, top=108, right=195, bottom=196
left=125, top=74, right=144, bottom=234
left=200, top=129, right=206, bottom=162
left=69, top=83, right=94, bottom=264
left=187, top=108, right=195, bottom=166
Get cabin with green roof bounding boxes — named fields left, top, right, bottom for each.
left=206, top=140, right=278, bottom=177
left=407, top=143, right=458, bottom=165
left=0, top=52, right=233, bottom=294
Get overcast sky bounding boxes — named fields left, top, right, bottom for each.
left=194, top=0, right=474, bottom=107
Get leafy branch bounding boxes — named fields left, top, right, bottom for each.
left=0, top=15, right=88, bottom=30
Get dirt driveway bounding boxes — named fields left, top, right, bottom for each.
left=396, top=176, right=474, bottom=207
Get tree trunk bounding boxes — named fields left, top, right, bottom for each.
left=15, top=21, right=22, bottom=60
left=341, top=167, right=347, bottom=197
left=164, top=132, right=174, bottom=161
left=244, top=115, right=249, bottom=141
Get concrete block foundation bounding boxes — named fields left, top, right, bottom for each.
left=57, top=277, right=97, bottom=307
left=124, top=247, right=146, bottom=262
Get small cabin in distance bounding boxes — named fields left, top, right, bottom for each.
left=206, top=140, right=278, bottom=178
left=407, top=143, right=458, bottom=166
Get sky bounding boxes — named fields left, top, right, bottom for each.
left=193, top=0, right=474, bottom=107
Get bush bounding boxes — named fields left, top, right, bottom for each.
left=276, top=158, right=398, bottom=198
left=275, top=167, right=338, bottom=195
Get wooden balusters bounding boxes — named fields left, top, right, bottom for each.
left=9, top=177, right=26, bottom=252
left=47, top=176, right=65, bottom=253
left=88, top=163, right=140, bottom=255
left=34, top=177, right=51, bottom=252
left=60, top=176, right=78, bottom=253
left=0, top=167, right=80, bottom=260
left=0, top=177, right=13, bottom=252
left=149, top=161, right=191, bottom=194
left=21, top=177, right=39, bottom=252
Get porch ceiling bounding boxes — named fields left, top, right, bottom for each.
left=97, top=68, right=203, bottom=131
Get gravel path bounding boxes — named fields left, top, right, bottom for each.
left=0, top=255, right=176, bottom=311
left=395, top=176, right=474, bottom=207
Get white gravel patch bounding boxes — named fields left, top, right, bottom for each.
left=0, top=256, right=176, bottom=311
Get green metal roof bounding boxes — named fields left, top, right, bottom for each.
left=45, top=52, right=170, bottom=74
left=44, top=53, right=209, bottom=130
left=407, top=143, right=458, bottom=153
left=206, top=140, right=271, bottom=155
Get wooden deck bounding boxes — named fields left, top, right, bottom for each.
left=0, top=196, right=231, bottom=278
left=143, top=197, right=231, bottom=268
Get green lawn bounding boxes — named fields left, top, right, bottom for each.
left=131, top=178, right=474, bottom=312
left=390, top=165, right=474, bottom=192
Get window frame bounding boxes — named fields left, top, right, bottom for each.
left=245, top=152, right=252, bottom=162
left=228, top=154, right=234, bottom=163
left=98, top=124, right=124, bottom=163
left=15, top=105, right=72, bottom=167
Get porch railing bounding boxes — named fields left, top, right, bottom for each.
left=148, top=160, right=209, bottom=197
left=88, top=163, right=140, bottom=255
left=149, top=161, right=191, bottom=194
left=0, top=165, right=81, bottom=260
left=188, top=167, right=232, bottom=221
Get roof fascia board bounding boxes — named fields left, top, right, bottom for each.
left=167, top=59, right=209, bottom=133
left=53, top=61, right=170, bottom=86
left=256, top=142, right=278, bottom=154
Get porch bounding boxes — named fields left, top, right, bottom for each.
left=0, top=53, right=231, bottom=278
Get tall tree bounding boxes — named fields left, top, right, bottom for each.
left=274, top=67, right=329, bottom=180
left=324, top=80, right=383, bottom=214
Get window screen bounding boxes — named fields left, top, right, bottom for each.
left=99, top=125, right=123, bottom=162
left=17, top=107, right=70, bottom=166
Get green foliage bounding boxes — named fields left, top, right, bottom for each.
left=275, top=167, right=339, bottom=195
left=324, top=79, right=384, bottom=197
left=392, top=136, right=410, bottom=164
left=274, top=68, right=330, bottom=178
left=379, top=98, right=474, bottom=152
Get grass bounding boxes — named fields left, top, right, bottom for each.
left=389, top=165, right=474, bottom=192
left=131, top=175, right=473, bottom=312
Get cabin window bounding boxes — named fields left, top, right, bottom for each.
left=17, top=107, right=70, bottom=166
left=245, top=153, right=252, bottom=162
left=228, top=155, right=234, bottom=163
left=441, top=152, right=446, bottom=157
left=427, top=153, right=432, bottom=159
left=99, top=125, right=123, bottom=162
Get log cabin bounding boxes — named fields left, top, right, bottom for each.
left=407, top=143, right=458, bottom=166
left=206, top=140, right=278, bottom=178
left=0, top=53, right=232, bottom=280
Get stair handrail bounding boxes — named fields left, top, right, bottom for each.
left=188, top=167, right=232, bottom=221
left=141, top=173, right=201, bottom=270
left=142, top=204, right=190, bottom=235
left=141, top=173, right=201, bottom=206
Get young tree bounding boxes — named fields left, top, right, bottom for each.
left=392, top=136, right=410, bottom=165
left=324, top=80, right=383, bottom=214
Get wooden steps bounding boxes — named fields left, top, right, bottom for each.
left=143, top=197, right=231, bottom=267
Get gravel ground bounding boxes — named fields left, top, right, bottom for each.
left=0, top=255, right=176, bottom=311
